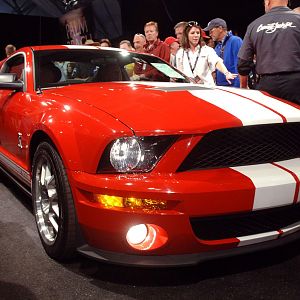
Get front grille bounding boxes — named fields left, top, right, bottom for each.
left=190, top=204, right=300, bottom=240
left=178, top=122, right=300, bottom=172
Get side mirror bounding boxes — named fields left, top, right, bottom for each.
left=0, top=73, right=23, bottom=91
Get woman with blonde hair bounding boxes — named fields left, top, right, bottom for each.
left=175, top=21, right=236, bottom=87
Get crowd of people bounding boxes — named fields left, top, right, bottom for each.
left=3, top=0, right=300, bottom=103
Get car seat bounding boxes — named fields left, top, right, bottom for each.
left=39, top=63, right=62, bottom=86
left=96, top=63, right=123, bottom=82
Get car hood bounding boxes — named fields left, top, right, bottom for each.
left=45, top=82, right=300, bottom=135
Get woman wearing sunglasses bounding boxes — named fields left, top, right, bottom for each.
left=175, top=21, right=236, bottom=87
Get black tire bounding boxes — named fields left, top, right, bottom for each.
left=32, top=141, right=78, bottom=261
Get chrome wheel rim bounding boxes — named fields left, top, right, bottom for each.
left=34, top=158, right=59, bottom=245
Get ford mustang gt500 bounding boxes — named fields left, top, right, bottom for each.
left=1, top=45, right=300, bottom=267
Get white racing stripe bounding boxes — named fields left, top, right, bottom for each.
left=274, top=158, right=300, bottom=203
left=144, top=84, right=300, bottom=124
left=231, top=163, right=296, bottom=210
left=238, top=231, right=279, bottom=247
left=218, top=87, right=300, bottom=122
left=189, top=89, right=283, bottom=126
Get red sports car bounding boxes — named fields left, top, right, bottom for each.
left=1, top=45, right=300, bottom=267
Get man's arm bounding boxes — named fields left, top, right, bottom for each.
left=239, top=74, right=249, bottom=88
left=237, top=58, right=253, bottom=88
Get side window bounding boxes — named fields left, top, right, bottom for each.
left=2, top=55, right=25, bottom=81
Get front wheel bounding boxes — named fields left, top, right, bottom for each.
left=32, top=142, right=78, bottom=261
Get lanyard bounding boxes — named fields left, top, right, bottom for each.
left=219, top=33, right=230, bottom=59
left=186, top=46, right=201, bottom=75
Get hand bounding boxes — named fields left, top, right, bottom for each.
left=224, top=72, right=237, bottom=84
left=130, top=74, right=141, bottom=81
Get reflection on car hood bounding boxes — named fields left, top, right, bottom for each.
left=44, top=82, right=300, bottom=135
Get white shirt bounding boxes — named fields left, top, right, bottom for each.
left=175, top=45, right=221, bottom=87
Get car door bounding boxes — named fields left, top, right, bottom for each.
left=0, top=54, right=28, bottom=166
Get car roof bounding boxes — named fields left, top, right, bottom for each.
left=21, top=45, right=125, bottom=53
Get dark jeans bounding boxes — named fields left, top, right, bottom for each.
left=256, top=72, right=300, bottom=104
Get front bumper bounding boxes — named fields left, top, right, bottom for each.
left=69, top=163, right=300, bottom=266
left=77, top=229, right=300, bottom=267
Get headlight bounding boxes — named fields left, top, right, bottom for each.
left=98, top=135, right=177, bottom=173
left=110, top=137, right=142, bottom=172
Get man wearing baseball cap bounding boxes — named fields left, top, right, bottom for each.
left=204, top=18, right=227, bottom=32
left=204, top=18, right=242, bottom=87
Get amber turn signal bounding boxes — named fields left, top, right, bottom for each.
left=94, top=194, right=167, bottom=210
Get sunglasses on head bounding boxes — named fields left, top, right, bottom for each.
left=187, top=21, right=199, bottom=27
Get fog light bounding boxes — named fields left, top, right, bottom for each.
left=126, top=224, right=148, bottom=245
left=126, top=224, right=168, bottom=251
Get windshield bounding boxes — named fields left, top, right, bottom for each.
left=33, top=49, right=190, bottom=89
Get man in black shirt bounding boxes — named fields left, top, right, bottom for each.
left=238, top=0, right=300, bottom=104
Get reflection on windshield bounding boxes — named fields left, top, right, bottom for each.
left=34, top=49, right=190, bottom=88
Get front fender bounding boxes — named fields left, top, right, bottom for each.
left=30, top=93, right=133, bottom=173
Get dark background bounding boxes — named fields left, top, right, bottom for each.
left=120, top=0, right=265, bottom=39
left=0, top=0, right=266, bottom=58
